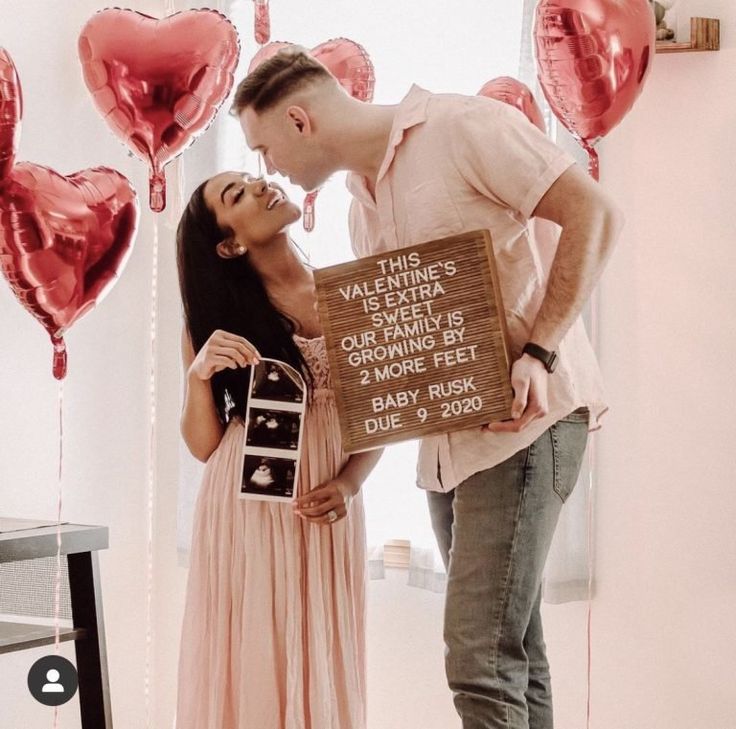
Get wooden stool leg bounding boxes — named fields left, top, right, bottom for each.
left=67, top=551, right=113, bottom=729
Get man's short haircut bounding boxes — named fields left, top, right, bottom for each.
left=232, top=47, right=334, bottom=115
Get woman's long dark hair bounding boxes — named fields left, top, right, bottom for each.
left=176, top=180, right=313, bottom=423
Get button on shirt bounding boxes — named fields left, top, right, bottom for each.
left=346, top=85, right=608, bottom=493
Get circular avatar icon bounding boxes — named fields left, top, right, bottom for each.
left=27, top=654, right=79, bottom=706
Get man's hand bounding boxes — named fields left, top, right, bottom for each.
left=483, top=354, right=549, bottom=433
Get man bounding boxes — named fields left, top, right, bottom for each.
left=232, top=47, right=622, bottom=729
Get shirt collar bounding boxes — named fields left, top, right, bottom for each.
left=346, top=84, right=431, bottom=203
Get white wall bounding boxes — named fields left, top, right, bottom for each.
left=542, top=2, right=736, bottom=728
left=0, top=0, right=188, bottom=726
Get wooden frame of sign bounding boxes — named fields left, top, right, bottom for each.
left=314, top=229, right=514, bottom=453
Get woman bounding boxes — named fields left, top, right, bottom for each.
left=175, top=172, right=381, bottom=729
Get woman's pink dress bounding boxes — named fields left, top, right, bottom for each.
left=176, top=335, right=367, bottom=729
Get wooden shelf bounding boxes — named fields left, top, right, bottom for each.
left=0, top=620, right=87, bottom=655
left=656, top=17, right=719, bottom=53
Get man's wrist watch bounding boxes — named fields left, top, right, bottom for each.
left=522, top=342, right=558, bottom=374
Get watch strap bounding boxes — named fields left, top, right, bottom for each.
left=522, top=342, right=558, bottom=373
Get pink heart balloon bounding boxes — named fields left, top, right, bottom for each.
left=78, top=8, right=240, bottom=212
left=253, top=0, right=271, bottom=45
left=247, top=41, right=293, bottom=73
left=534, top=0, right=655, bottom=178
left=478, top=77, right=546, bottom=134
left=0, top=49, right=21, bottom=180
left=0, top=49, right=138, bottom=380
left=248, top=38, right=375, bottom=231
left=248, top=38, right=375, bottom=103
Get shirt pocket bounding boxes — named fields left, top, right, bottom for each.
left=402, top=178, right=464, bottom=244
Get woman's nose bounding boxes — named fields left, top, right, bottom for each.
left=247, top=177, right=268, bottom=195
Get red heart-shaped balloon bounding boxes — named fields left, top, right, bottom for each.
left=0, top=49, right=138, bottom=380
left=253, top=0, right=271, bottom=45
left=78, top=8, right=240, bottom=212
left=311, top=38, right=375, bottom=105
left=478, top=77, right=546, bottom=134
left=0, top=49, right=21, bottom=180
left=0, top=165, right=138, bottom=379
left=534, top=0, right=655, bottom=178
left=248, top=38, right=375, bottom=103
left=247, top=38, right=375, bottom=231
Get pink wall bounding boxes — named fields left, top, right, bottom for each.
left=544, top=3, right=736, bottom=727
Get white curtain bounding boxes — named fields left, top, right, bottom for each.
left=177, top=0, right=594, bottom=604
left=519, top=0, right=596, bottom=603
left=175, top=0, right=239, bottom=565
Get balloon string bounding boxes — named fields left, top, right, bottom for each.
left=143, top=219, right=159, bottom=729
left=585, top=448, right=594, bottom=729
left=145, top=14, right=166, bottom=729
left=585, top=278, right=600, bottom=729
left=165, top=157, right=185, bottom=230
left=164, top=154, right=186, bottom=728
left=51, top=379, right=64, bottom=729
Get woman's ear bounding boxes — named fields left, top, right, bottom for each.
left=216, top=237, right=247, bottom=259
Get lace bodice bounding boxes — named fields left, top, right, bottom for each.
left=294, top=335, right=331, bottom=391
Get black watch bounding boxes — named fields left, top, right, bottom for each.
left=522, top=342, right=558, bottom=374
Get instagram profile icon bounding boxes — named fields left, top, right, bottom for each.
left=27, top=654, right=78, bottom=706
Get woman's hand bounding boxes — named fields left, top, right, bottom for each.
left=294, top=477, right=357, bottom=525
left=188, top=329, right=261, bottom=382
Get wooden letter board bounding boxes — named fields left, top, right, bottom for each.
left=314, top=229, right=513, bottom=452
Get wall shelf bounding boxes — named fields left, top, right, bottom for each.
left=656, top=17, right=720, bottom=53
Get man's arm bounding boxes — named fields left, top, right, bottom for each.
left=529, top=163, right=624, bottom=350
left=486, top=164, right=624, bottom=433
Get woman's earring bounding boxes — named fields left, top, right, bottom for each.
left=216, top=238, right=247, bottom=259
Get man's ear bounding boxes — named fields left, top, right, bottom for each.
left=216, top=237, right=247, bottom=259
left=286, top=105, right=311, bottom=135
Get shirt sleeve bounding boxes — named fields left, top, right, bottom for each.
left=448, top=95, right=576, bottom=219
left=347, top=197, right=366, bottom=259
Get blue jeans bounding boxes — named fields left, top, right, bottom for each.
left=427, top=408, right=590, bottom=729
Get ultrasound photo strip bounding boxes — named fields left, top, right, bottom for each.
left=240, top=359, right=307, bottom=502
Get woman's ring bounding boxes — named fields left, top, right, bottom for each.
left=327, top=509, right=338, bottom=523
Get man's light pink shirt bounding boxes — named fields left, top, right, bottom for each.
left=346, top=85, right=607, bottom=492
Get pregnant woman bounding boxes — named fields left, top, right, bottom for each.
left=175, top=172, right=382, bottom=729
